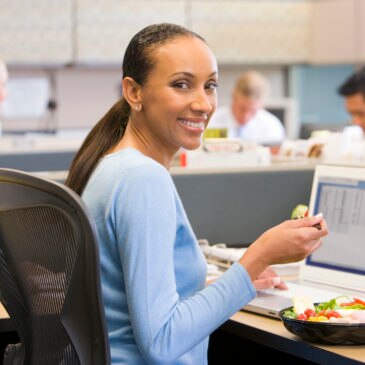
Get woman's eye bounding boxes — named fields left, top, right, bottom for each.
left=173, top=81, right=189, bottom=89
left=206, top=81, right=218, bottom=90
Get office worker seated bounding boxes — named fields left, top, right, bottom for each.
left=208, top=70, right=285, bottom=145
left=338, top=66, right=365, bottom=133
left=65, top=23, right=327, bottom=364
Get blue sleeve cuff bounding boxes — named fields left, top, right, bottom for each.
left=226, top=261, right=257, bottom=304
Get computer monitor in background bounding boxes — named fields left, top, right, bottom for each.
left=265, top=98, right=299, bottom=140
left=1, top=77, right=52, bottom=133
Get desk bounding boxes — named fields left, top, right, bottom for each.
left=218, top=311, right=365, bottom=364
left=1, top=302, right=365, bottom=363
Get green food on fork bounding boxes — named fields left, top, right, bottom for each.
left=291, top=204, right=309, bottom=219
left=291, top=204, right=322, bottom=230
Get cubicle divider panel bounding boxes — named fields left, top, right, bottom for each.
left=172, top=168, right=314, bottom=247
left=0, top=152, right=76, bottom=172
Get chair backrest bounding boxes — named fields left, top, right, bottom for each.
left=0, top=168, right=110, bottom=365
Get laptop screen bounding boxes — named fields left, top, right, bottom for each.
left=307, top=173, right=365, bottom=276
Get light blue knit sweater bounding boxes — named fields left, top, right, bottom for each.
left=82, top=148, right=256, bottom=364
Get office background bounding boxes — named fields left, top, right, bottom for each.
left=2, top=4, right=365, bottom=363
left=0, top=0, right=363, bottom=133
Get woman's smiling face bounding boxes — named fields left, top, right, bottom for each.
left=136, top=35, right=218, bottom=154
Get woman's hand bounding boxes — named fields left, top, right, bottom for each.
left=253, top=266, right=288, bottom=290
left=239, top=214, right=328, bottom=282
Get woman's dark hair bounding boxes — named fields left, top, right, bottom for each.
left=65, top=23, right=204, bottom=195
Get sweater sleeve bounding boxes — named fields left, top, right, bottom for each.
left=111, top=164, right=256, bottom=364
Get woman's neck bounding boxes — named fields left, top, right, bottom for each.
left=109, top=125, right=176, bottom=170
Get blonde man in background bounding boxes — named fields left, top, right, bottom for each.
left=209, top=70, right=285, bottom=145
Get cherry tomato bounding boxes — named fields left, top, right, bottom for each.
left=326, top=310, right=341, bottom=319
left=304, top=309, right=316, bottom=318
left=296, top=313, right=307, bottom=320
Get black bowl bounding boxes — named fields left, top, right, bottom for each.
left=279, top=306, right=365, bottom=345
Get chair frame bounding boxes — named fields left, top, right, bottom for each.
left=0, top=168, right=110, bottom=365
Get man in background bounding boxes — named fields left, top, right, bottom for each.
left=208, top=70, right=285, bottom=145
left=338, top=66, right=365, bottom=133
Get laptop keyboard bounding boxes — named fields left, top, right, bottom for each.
left=259, top=282, right=343, bottom=303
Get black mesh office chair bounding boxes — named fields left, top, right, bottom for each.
left=0, top=168, right=110, bottom=364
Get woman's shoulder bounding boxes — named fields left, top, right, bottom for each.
left=103, top=148, right=171, bottom=184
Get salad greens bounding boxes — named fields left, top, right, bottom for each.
left=283, top=295, right=365, bottom=322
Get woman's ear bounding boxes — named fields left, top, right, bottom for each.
left=122, top=77, right=142, bottom=109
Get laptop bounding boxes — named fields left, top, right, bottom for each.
left=243, top=164, right=365, bottom=318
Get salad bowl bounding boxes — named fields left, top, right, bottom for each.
left=280, top=302, right=365, bottom=345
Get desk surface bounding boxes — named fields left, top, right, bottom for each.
left=1, top=301, right=365, bottom=363
left=226, top=310, right=365, bottom=365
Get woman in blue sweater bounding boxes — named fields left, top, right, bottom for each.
left=65, top=23, right=328, bottom=364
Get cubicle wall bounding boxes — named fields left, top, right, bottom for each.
left=0, top=152, right=314, bottom=247
left=0, top=151, right=75, bottom=172
left=172, top=167, right=315, bottom=246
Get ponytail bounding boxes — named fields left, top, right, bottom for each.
left=65, top=98, right=130, bottom=195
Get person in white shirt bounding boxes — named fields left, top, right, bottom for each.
left=208, top=70, right=285, bottom=145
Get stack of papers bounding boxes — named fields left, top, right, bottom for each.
left=199, top=240, right=300, bottom=277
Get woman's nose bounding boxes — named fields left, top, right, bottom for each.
left=191, top=90, right=214, bottom=113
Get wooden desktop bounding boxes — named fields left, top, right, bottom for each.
left=217, top=310, right=365, bottom=365
left=1, top=301, right=365, bottom=364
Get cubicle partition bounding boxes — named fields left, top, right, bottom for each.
left=0, top=151, right=76, bottom=172
left=0, top=150, right=315, bottom=246
left=172, top=166, right=315, bottom=246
